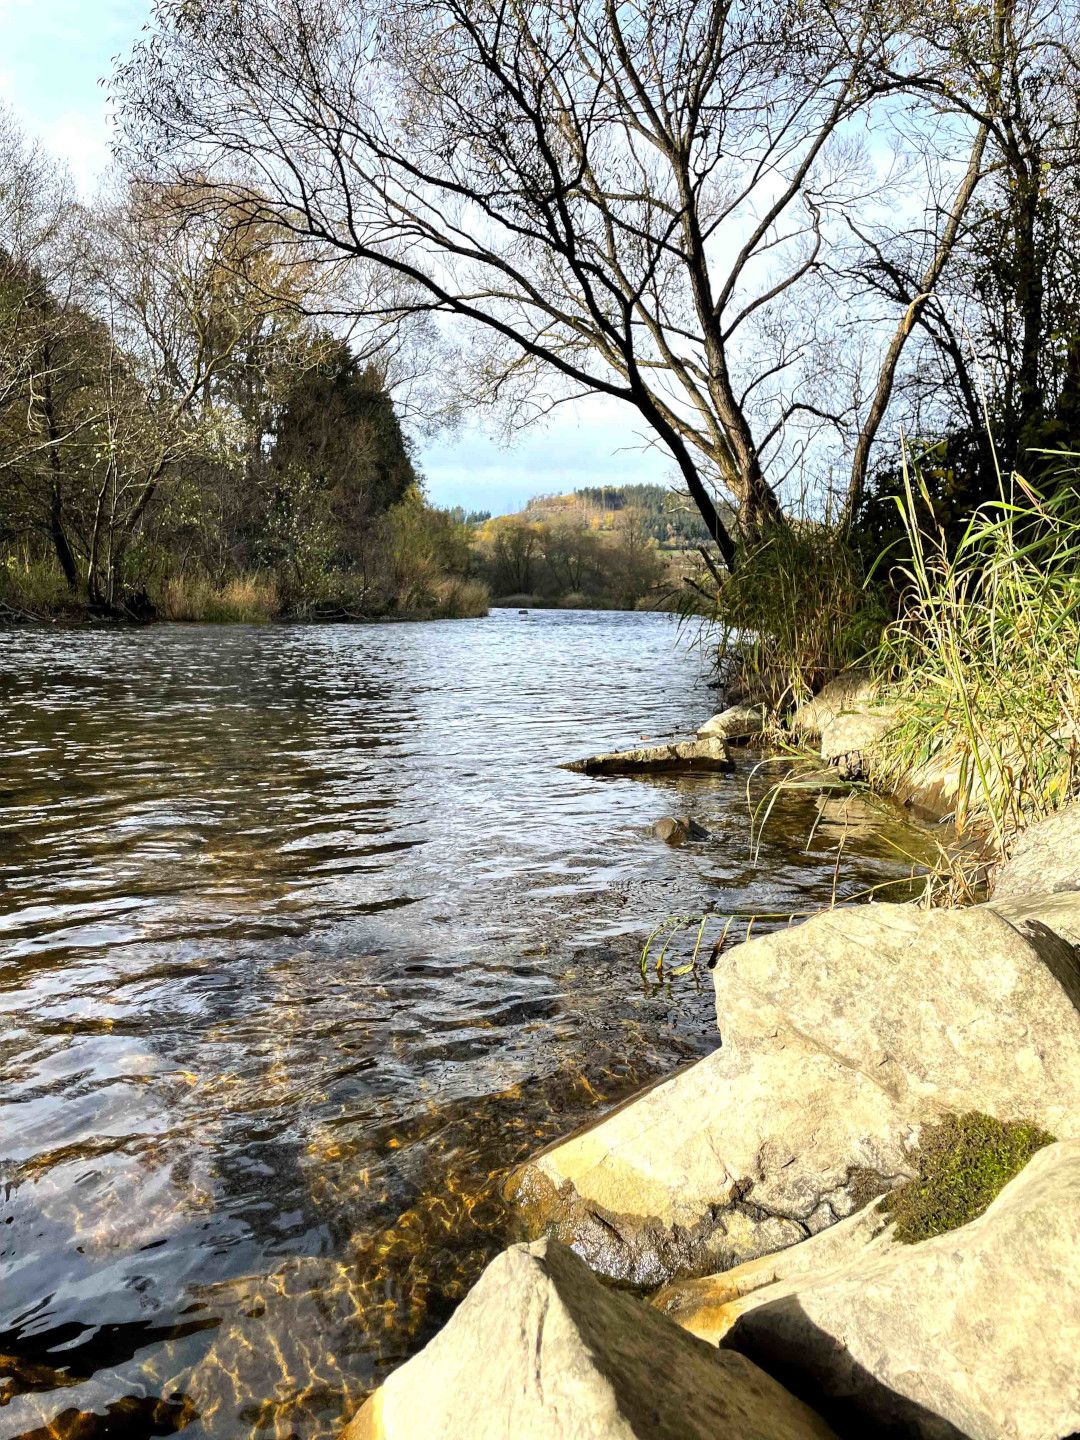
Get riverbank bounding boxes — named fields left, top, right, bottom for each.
left=0, top=575, right=492, bottom=626
left=345, top=696, right=1080, bottom=1437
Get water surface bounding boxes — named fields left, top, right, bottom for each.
left=0, top=611, right=928, bottom=1439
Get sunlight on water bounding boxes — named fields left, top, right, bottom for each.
left=0, top=612, right=931, bottom=1438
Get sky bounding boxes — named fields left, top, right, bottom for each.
left=0, top=0, right=676, bottom=516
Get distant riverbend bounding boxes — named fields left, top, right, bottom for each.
left=0, top=610, right=927, bottom=1439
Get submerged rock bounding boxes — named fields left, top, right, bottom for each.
left=565, top=736, right=733, bottom=776
left=698, top=704, right=768, bottom=742
left=506, top=895, right=1080, bottom=1286
left=652, top=815, right=710, bottom=846
left=717, top=1140, right=1080, bottom=1440
left=342, top=1238, right=838, bottom=1440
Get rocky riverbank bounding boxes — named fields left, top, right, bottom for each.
left=341, top=703, right=1080, bottom=1439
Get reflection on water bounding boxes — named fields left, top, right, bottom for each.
left=0, top=612, right=929, bottom=1439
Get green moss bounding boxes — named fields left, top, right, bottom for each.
left=881, top=1111, right=1055, bottom=1244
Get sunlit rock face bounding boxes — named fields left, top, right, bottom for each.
left=343, top=1238, right=838, bottom=1440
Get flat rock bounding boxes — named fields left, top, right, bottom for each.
left=994, top=800, right=1080, bottom=899
left=564, top=736, right=733, bottom=775
left=507, top=895, right=1080, bottom=1286
left=698, top=704, right=768, bottom=741
left=791, top=671, right=877, bottom=739
left=343, top=1238, right=838, bottom=1440
left=720, top=1141, right=1080, bottom=1440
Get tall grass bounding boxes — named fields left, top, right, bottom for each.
left=159, top=573, right=280, bottom=623
left=0, top=556, right=84, bottom=620
left=714, top=522, right=886, bottom=711
left=431, top=576, right=490, bottom=619
left=871, top=453, right=1080, bottom=845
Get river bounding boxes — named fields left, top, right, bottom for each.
left=0, top=610, right=928, bottom=1439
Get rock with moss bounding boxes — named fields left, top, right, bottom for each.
left=716, top=1140, right=1080, bottom=1440
left=507, top=894, right=1080, bottom=1287
left=343, top=1238, right=839, bottom=1440
left=653, top=1111, right=1054, bottom=1346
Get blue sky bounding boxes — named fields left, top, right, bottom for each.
left=0, top=0, right=675, bottom=515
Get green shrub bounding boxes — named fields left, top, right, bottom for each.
left=881, top=1111, right=1054, bottom=1243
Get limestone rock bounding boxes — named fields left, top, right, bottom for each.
left=990, top=887, right=1080, bottom=956
left=698, top=704, right=768, bottom=742
left=993, top=800, right=1080, bottom=899
left=714, top=899, right=1080, bottom=1137
left=819, top=708, right=897, bottom=780
left=343, top=1238, right=838, bottom=1440
left=790, top=671, right=877, bottom=739
left=653, top=815, right=710, bottom=846
left=508, top=897, right=1080, bottom=1286
left=564, top=736, right=733, bottom=775
left=721, top=1141, right=1080, bottom=1440
left=505, top=1036, right=918, bottom=1287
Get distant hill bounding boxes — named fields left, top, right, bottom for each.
left=519, top=483, right=710, bottom=547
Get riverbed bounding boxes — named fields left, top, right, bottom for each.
left=0, top=610, right=930, bottom=1439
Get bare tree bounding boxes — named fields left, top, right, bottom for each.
left=116, top=0, right=1002, bottom=565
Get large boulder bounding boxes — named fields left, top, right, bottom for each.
left=717, top=1141, right=1080, bottom=1440
left=790, top=671, right=878, bottom=739
left=714, top=898, right=1080, bottom=1134
left=343, top=1238, right=838, bottom=1440
left=507, top=896, right=1080, bottom=1286
left=564, top=736, right=733, bottom=776
left=698, top=704, right=768, bottom=742
left=994, top=800, right=1080, bottom=899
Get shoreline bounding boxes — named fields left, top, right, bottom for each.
left=344, top=687, right=1080, bottom=1438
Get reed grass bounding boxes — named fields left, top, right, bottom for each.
left=713, top=522, right=887, bottom=711
left=871, top=453, right=1080, bottom=847
left=159, top=573, right=280, bottom=623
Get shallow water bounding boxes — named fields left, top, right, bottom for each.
left=0, top=611, right=929, bottom=1439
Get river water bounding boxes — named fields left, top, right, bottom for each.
left=0, top=611, right=929, bottom=1440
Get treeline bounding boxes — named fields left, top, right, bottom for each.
left=0, top=113, right=486, bottom=624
